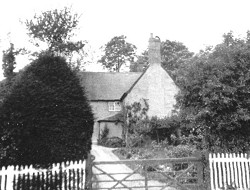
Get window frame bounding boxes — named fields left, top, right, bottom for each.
left=108, top=101, right=121, bottom=111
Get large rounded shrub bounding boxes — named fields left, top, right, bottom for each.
left=0, top=53, right=94, bottom=167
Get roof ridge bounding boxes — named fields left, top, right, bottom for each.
left=121, top=65, right=150, bottom=100
left=79, top=71, right=142, bottom=74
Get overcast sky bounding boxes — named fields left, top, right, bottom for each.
left=1, top=0, right=250, bottom=80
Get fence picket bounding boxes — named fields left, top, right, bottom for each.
left=221, top=153, right=226, bottom=187
left=209, top=154, right=214, bottom=190
left=210, top=153, right=250, bottom=190
left=225, top=153, right=230, bottom=187
left=237, top=153, right=242, bottom=188
left=217, top=153, right=223, bottom=188
left=246, top=153, right=250, bottom=189
left=0, top=159, right=86, bottom=190
left=214, top=154, right=219, bottom=189
left=241, top=153, right=247, bottom=189
left=228, top=153, right=234, bottom=187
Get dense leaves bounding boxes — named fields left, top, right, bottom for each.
left=0, top=43, right=26, bottom=105
left=0, top=54, right=94, bottom=167
left=161, top=40, right=194, bottom=80
left=25, top=7, right=85, bottom=61
left=2, top=43, right=16, bottom=79
left=130, top=39, right=193, bottom=80
left=99, top=35, right=137, bottom=72
left=130, top=50, right=148, bottom=72
left=2, top=43, right=25, bottom=79
left=176, top=32, right=250, bottom=151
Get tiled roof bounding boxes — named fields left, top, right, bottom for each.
left=78, top=72, right=142, bottom=101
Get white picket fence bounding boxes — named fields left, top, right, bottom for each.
left=210, top=153, right=250, bottom=190
left=0, top=160, right=86, bottom=190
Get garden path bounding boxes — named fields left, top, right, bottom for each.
left=91, top=145, right=176, bottom=190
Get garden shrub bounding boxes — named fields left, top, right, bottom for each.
left=97, top=125, right=109, bottom=145
left=165, top=145, right=196, bottom=158
left=104, top=137, right=125, bottom=148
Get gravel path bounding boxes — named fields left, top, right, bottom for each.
left=91, top=145, right=176, bottom=190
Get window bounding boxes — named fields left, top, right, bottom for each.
left=108, top=101, right=121, bottom=111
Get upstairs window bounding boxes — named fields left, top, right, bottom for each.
left=108, top=101, right=121, bottom=111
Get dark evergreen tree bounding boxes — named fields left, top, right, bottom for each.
left=0, top=53, right=94, bottom=167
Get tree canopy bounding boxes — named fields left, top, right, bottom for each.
left=130, top=50, right=148, bottom=72
left=25, top=7, right=86, bottom=71
left=0, top=54, right=94, bottom=167
left=130, top=39, right=193, bottom=80
left=25, top=7, right=84, bottom=54
left=99, top=35, right=137, bottom=72
left=0, top=43, right=26, bottom=105
left=2, top=43, right=25, bottom=79
left=161, top=40, right=194, bottom=79
left=176, top=32, right=250, bottom=151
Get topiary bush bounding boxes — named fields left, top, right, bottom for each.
left=0, top=53, right=94, bottom=167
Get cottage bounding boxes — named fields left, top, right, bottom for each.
left=79, top=34, right=179, bottom=144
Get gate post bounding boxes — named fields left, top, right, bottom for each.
left=85, top=153, right=94, bottom=190
left=195, top=152, right=205, bottom=190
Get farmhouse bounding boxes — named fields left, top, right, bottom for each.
left=79, top=34, right=179, bottom=144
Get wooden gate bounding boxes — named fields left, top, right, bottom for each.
left=85, top=155, right=205, bottom=190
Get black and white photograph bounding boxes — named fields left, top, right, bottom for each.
left=0, top=0, right=250, bottom=189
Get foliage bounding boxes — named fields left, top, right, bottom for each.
left=125, top=100, right=182, bottom=147
left=97, top=125, right=109, bottom=145
left=176, top=31, right=250, bottom=152
left=104, top=137, right=125, bottom=148
left=25, top=7, right=84, bottom=54
left=148, top=116, right=180, bottom=145
left=2, top=43, right=16, bottom=79
left=0, top=53, right=94, bottom=167
left=164, top=145, right=196, bottom=158
left=25, top=7, right=85, bottom=70
left=130, top=50, right=148, bottom=72
left=99, top=35, right=137, bottom=72
left=161, top=40, right=194, bottom=80
left=98, top=126, right=125, bottom=148
left=125, top=99, right=150, bottom=147
left=129, top=39, right=193, bottom=80
left=0, top=77, right=17, bottom=106
left=126, top=99, right=149, bottom=134
left=1, top=43, right=27, bottom=105
left=2, top=43, right=25, bottom=79
left=0, top=72, right=26, bottom=108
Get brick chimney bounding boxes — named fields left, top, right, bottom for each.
left=148, top=33, right=161, bottom=65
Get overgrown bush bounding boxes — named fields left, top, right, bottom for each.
left=99, top=136, right=125, bottom=148
left=104, top=137, right=125, bottom=148
left=164, top=145, right=196, bottom=158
